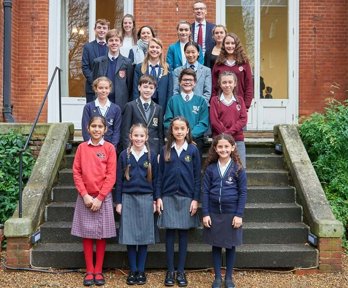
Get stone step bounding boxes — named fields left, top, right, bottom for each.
left=45, top=202, right=301, bottom=223
left=58, top=168, right=290, bottom=187
left=40, top=221, right=309, bottom=245
left=31, top=242, right=318, bottom=269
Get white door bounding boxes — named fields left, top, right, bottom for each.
left=222, top=0, right=299, bottom=130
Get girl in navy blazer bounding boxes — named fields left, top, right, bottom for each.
left=115, top=123, right=158, bottom=285
left=202, top=133, right=247, bottom=288
left=156, top=116, right=201, bottom=287
left=132, top=38, right=173, bottom=113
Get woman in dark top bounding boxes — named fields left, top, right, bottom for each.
left=204, top=25, right=227, bottom=69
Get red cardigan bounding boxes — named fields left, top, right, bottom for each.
left=212, top=62, right=254, bottom=109
left=209, top=95, right=248, bottom=141
left=73, top=141, right=117, bottom=201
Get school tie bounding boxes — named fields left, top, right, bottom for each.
left=98, top=41, right=105, bottom=46
left=143, top=102, right=149, bottom=112
left=197, top=23, right=203, bottom=47
left=189, top=64, right=196, bottom=71
left=185, top=95, right=190, bottom=102
left=150, top=64, right=159, bottom=79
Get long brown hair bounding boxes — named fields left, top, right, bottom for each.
left=124, top=123, right=152, bottom=182
left=164, top=116, right=193, bottom=162
left=121, top=14, right=137, bottom=44
left=216, top=33, right=249, bottom=65
left=204, top=133, right=243, bottom=171
left=141, top=38, right=169, bottom=75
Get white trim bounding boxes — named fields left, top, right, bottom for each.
left=48, top=0, right=62, bottom=123
left=216, top=0, right=226, bottom=25
left=89, top=0, right=96, bottom=41
left=124, top=0, right=134, bottom=14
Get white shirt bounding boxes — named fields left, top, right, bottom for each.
left=180, top=41, right=187, bottom=65
left=218, top=158, right=232, bottom=176
left=120, top=36, right=134, bottom=57
left=131, top=145, right=148, bottom=162
left=219, top=93, right=237, bottom=106
left=181, top=91, right=194, bottom=102
left=108, top=52, right=119, bottom=61
left=88, top=138, right=105, bottom=146
left=172, top=140, right=188, bottom=157
left=95, top=98, right=111, bottom=116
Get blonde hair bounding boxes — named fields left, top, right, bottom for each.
left=141, top=38, right=169, bottom=76
left=92, top=76, right=112, bottom=92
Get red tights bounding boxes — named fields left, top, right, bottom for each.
left=83, top=238, right=106, bottom=278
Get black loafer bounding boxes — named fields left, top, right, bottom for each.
left=83, top=273, right=94, bottom=286
left=126, top=271, right=138, bottom=285
left=94, top=273, right=105, bottom=286
left=137, top=272, right=147, bottom=285
left=224, top=279, right=235, bottom=288
left=164, top=271, right=175, bottom=286
left=212, top=278, right=222, bottom=288
left=176, top=272, right=188, bottom=287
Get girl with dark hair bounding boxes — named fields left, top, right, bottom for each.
left=129, top=25, right=156, bottom=65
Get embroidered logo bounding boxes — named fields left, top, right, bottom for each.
left=192, top=105, right=200, bottom=114
left=96, top=152, right=106, bottom=159
left=238, top=66, right=244, bottom=72
left=119, top=70, right=126, bottom=78
left=226, top=176, right=234, bottom=185
left=184, top=155, right=192, bottom=162
left=108, top=118, right=114, bottom=125
left=143, top=161, right=149, bottom=168
left=236, top=104, right=241, bottom=111
left=152, top=118, right=158, bottom=127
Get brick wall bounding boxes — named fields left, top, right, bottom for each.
left=134, top=0, right=216, bottom=55
left=299, top=0, right=348, bottom=117
left=0, top=1, right=4, bottom=122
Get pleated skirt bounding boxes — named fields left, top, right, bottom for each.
left=157, top=194, right=200, bottom=229
left=71, top=193, right=116, bottom=239
left=203, top=213, right=243, bottom=248
left=119, top=193, right=155, bottom=245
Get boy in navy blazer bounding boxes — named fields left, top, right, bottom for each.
left=93, top=29, right=133, bottom=112
left=191, top=1, right=216, bottom=55
left=82, top=19, right=110, bottom=103
left=122, top=75, right=164, bottom=155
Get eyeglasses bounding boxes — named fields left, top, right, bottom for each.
left=181, top=78, right=194, bottom=82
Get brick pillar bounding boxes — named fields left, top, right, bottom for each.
left=318, top=237, right=343, bottom=272
left=6, top=237, right=32, bottom=268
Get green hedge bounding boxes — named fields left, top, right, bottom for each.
left=299, top=99, right=348, bottom=247
left=0, top=131, right=35, bottom=224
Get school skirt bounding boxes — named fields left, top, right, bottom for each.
left=157, top=194, right=200, bottom=229
left=203, top=213, right=243, bottom=248
left=71, top=193, right=116, bottom=239
left=119, top=193, right=155, bottom=245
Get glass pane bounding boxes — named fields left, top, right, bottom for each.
left=68, top=0, right=89, bottom=97
left=226, top=0, right=255, bottom=69
left=96, top=0, right=123, bottom=29
left=260, top=0, right=288, bottom=99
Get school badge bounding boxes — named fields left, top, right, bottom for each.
left=192, top=105, right=200, bottom=114
left=152, top=118, right=158, bottom=127
left=184, top=155, right=192, bottom=162
left=236, top=104, right=241, bottom=111
left=96, top=152, right=106, bottom=159
left=143, top=161, right=149, bottom=168
left=238, top=66, right=244, bottom=72
left=119, top=70, right=126, bottom=78
left=226, top=176, right=234, bottom=185
left=108, top=118, right=114, bottom=125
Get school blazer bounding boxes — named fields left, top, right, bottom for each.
left=132, top=64, right=173, bottom=113
left=82, top=40, right=108, bottom=96
left=173, top=63, right=212, bottom=104
left=121, top=98, right=164, bottom=155
left=191, top=21, right=216, bottom=54
left=92, top=55, right=134, bottom=112
left=166, top=41, right=204, bottom=71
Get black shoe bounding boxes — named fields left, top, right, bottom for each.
left=136, top=272, right=147, bottom=285
left=164, top=271, right=175, bottom=286
left=126, top=271, right=138, bottom=285
left=83, top=273, right=94, bottom=286
left=94, top=273, right=105, bottom=286
left=224, top=279, right=235, bottom=288
left=176, top=272, right=188, bottom=287
left=212, top=278, right=222, bottom=288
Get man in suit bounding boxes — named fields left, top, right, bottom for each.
left=92, top=29, right=133, bottom=112
left=191, top=1, right=216, bottom=55
left=82, top=19, right=110, bottom=103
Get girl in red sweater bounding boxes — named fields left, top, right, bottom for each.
left=71, top=115, right=117, bottom=286
left=212, top=33, right=254, bottom=110
left=210, top=71, right=247, bottom=167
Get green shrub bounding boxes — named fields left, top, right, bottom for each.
left=299, top=99, right=348, bottom=247
left=0, top=131, right=35, bottom=224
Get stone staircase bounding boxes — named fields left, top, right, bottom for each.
left=31, top=141, right=318, bottom=269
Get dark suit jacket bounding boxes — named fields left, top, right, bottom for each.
left=122, top=98, right=164, bottom=155
left=132, top=64, right=173, bottom=114
left=92, top=55, right=133, bottom=112
left=191, top=21, right=216, bottom=54
left=82, top=40, right=108, bottom=102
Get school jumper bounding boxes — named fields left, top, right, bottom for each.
left=93, top=54, right=133, bottom=112
left=172, top=63, right=212, bottom=105
left=82, top=40, right=108, bottom=102
left=81, top=100, right=122, bottom=150
left=132, top=63, right=173, bottom=113
left=212, top=62, right=254, bottom=109
left=121, top=98, right=164, bottom=154
left=164, top=94, right=209, bottom=140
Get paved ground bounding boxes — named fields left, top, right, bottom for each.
left=0, top=252, right=347, bottom=288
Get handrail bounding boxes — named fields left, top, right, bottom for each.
left=18, top=66, right=62, bottom=218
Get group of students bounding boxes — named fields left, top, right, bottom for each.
left=75, top=1, right=250, bottom=288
